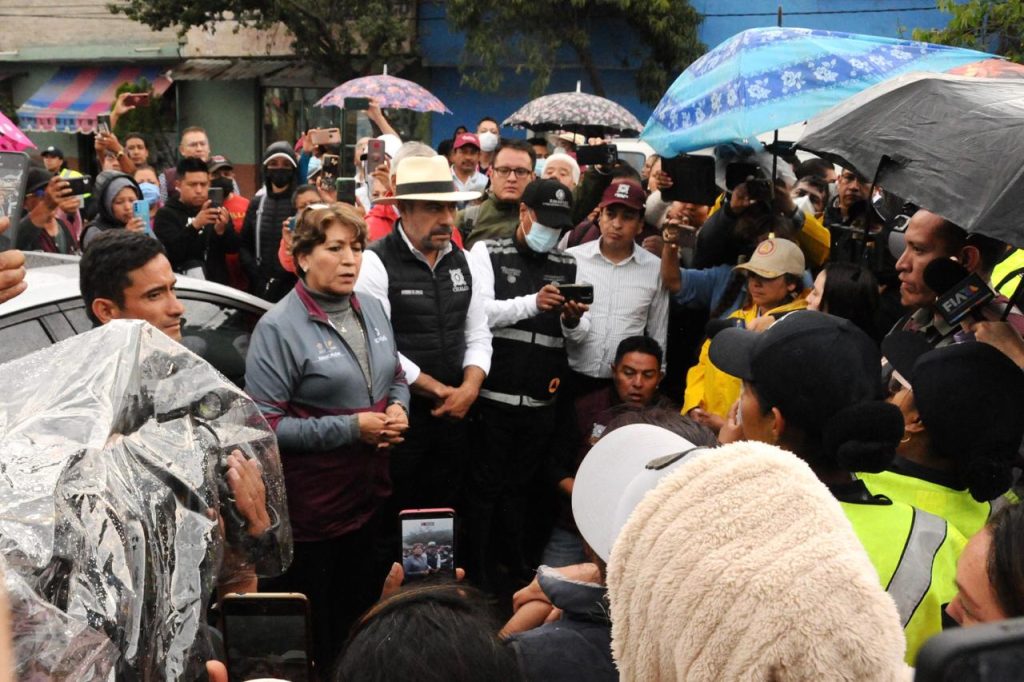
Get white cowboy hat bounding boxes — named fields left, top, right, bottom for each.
left=378, top=156, right=482, bottom=204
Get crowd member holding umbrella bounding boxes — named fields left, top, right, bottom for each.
left=245, top=203, right=409, bottom=671
left=860, top=335, right=1024, bottom=539
left=710, top=311, right=965, bottom=663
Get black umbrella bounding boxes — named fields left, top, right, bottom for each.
left=798, top=72, right=1024, bottom=248
left=503, top=83, right=643, bottom=137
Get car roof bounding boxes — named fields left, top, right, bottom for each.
left=0, top=253, right=271, bottom=317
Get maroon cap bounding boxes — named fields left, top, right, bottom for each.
left=454, top=133, right=481, bottom=150
left=599, top=178, right=645, bottom=211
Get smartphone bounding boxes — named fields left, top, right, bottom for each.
left=321, top=154, right=340, bottom=180
left=0, top=151, right=30, bottom=224
left=400, top=508, right=456, bottom=583
left=310, top=128, right=341, bottom=146
left=724, top=162, right=763, bottom=191
left=558, top=283, right=594, bottom=304
left=65, top=176, right=92, bottom=196
left=122, top=93, right=150, bottom=107
left=287, top=216, right=297, bottom=232
left=343, top=96, right=371, bottom=110
left=660, top=155, right=719, bottom=206
left=208, top=186, right=224, bottom=208
left=96, top=113, right=111, bottom=135
left=336, top=177, right=357, bottom=205
left=221, top=593, right=313, bottom=682
left=575, top=144, right=618, bottom=167
left=132, top=199, right=151, bottom=235
left=364, top=138, right=386, bottom=176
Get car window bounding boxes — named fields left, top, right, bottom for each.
left=0, top=318, right=53, bottom=364
left=618, top=151, right=646, bottom=176
left=179, top=297, right=262, bottom=388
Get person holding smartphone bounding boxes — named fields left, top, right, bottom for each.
left=245, top=203, right=409, bottom=671
left=79, top=170, right=145, bottom=248
left=15, top=168, right=79, bottom=254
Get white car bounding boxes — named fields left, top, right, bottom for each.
left=0, top=253, right=272, bottom=386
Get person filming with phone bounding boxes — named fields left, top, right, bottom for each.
left=153, top=157, right=236, bottom=283
left=16, top=167, right=79, bottom=254
left=80, top=170, right=145, bottom=248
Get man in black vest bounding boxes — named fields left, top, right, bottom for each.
left=356, top=156, right=492, bottom=519
left=464, top=178, right=588, bottom=589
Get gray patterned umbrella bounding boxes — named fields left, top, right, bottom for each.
left=503, top=85, right=643, bottom=136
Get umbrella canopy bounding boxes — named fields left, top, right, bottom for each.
left=503, top=90, right=643, bottom=136
left=798, top=72, right=1024, bottom=247
left=642, top=27, right=996, bottom=157
left=316, top=69, right=450, bottom=114
left=0, top=111, right=33, bottom=152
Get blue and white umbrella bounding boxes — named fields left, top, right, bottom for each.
left=642, top=27, right=997, bottom=157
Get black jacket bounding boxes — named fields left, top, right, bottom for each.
left=153, top=197, right=238, bottom=284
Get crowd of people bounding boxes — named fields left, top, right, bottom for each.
left=1, top=89, right=1024, bottom=682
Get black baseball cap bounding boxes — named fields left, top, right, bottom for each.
left=521, top=178, right=574, bottom=230
left=710, top=311, right=883, bottom=430
left=25, top=167, right=53, bottom=194
left=41, top=146, right=64, bottom=158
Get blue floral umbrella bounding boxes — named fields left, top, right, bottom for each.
left=642, top=27, right=997, bottom=157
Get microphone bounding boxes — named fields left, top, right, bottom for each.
left=923, top=258, right=995, bottom=325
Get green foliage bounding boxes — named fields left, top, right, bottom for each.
left=913, top=0, right=1024, bottom=62
left=444, top=0, right=704, bottom=105
left=109, top=0, right=417, bottom=79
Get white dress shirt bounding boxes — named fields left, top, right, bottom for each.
left=356, top=223, right=492, bottom=384
left=467, top=240, right=589, bottom=344
left=565, top=238, right=669, bottom=378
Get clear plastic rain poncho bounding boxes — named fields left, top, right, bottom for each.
left=0, top=320, right=292, bottom=680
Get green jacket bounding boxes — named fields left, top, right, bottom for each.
left=457, top=193, right=519, bottom=249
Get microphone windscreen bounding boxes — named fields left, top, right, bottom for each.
left=923, top=258, right=969, bottom=295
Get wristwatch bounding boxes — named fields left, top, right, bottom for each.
left=387, top=400, right=409, bottom=417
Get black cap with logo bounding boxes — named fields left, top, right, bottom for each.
left=521, top=178, right=574, bottom=230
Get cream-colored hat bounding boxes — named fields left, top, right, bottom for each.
left=734, top=237, right=805, bottom=279
left=377, top=155, right=482, bottom=204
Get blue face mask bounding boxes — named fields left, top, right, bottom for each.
left=534, top=158, right=547, bottom=176
left=525, top=222, right=561, bottom=253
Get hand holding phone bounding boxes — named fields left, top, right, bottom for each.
left=0, top=151, right=30, bottom=222
left=122, top=93, right=150, bottom=108
left=558, top=283, right=595, bottom=304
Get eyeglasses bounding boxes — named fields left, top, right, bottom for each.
left=492, top=167, right=532, bottom=179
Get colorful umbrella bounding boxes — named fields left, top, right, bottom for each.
left=642, top=27, right=997, bottom=157
left=316, top=66, right=450, bottom=114
left=503, top=84, right=643, bottom=136
left=0, top=111, right=33, bottom=152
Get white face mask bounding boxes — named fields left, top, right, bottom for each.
left=793, top=194, right=815, bottom=216
left=478, top=132, right=499, bottom=153
left=525, top=222, right=561, bottom=253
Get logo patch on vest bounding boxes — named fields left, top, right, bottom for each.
left=500, top=265, right=521, bottom=284
left=450, top=267, right=469, bottom=293
left=400, top=289, right=424, bottom=296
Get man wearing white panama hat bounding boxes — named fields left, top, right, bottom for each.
left=356, top=155, right=493, bottom=518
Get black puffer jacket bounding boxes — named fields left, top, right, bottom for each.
left=239, top=141, right=299, bottom=301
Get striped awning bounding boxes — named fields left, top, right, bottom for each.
left=16, top=65, right=173, bottom=134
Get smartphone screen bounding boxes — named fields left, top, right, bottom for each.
left=660, top=155, right=719, bottom=205
left=124, top=93, right=150, bottom=107
left=96, top=114, right=111, bottom=135
left=400, top=508, right=456, bottom=582
left=208, top=186, right=224, bottom=208
left=321, top=154, right=340, bottom=179
left=222, top=594, right=313, bottom=682
left=0, top=151, right=30, bottom=226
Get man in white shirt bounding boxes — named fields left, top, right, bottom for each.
left=450, top=133, right=489, bottom=207
left=356, top=156, right=492, bottom=514
left=566, top=177, right=669, bottom=395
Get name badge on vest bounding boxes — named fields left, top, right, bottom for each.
left=400, top=289, right=425, bottom=296
left=450, top=267, right=469, bottom=293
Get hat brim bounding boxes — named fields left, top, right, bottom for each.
left=733, top=263, right=786, bottom=279
left=572, top=424, right=699, bottom=561
left=708, top=326, right=760, bottom=382
left=532, top=206, right=574, bottom=230
left=377, top=190, right=482, bottom=204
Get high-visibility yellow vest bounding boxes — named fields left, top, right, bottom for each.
left=858, top=469, right=1006, bottom=539
left=992, top=248, right=1024, bottom=299
left=841, top=500, right=966, bottom=665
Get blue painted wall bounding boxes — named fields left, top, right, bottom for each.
left=418, top=0, right=955, bottom=146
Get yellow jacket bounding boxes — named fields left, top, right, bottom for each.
left=682, top=295, right=808, bottom=417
